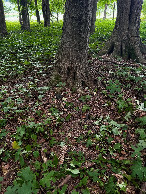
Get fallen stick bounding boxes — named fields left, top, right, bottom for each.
left=52, top=175, right=72, bottom=192
left=52, top=162, right=95, bottom=192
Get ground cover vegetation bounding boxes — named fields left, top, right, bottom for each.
left=0, top=18, right=146, bottom=193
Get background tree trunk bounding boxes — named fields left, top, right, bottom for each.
left=103, top=3, right=107, bottom=20
left=0, top=0, right=8, bottom=36
left=17, top=0, right=22, bottom=24
left=57, top=12, right=59, bottom=22
left=113, top=2, right=116, bottom=20
left=100, top=0, right=146, bottom=63
left=35, top=0, right=40, bottom=23
left=20, top=0, right=30, bottom=30
left=42, top=0, right=51, bottom=27
left=56, top=0, right=92, bottom=87
left=90, top=0, right=98, bottom=34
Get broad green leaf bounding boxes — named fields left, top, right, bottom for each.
left=12, top=141, right=20, bottom=149
left=66, top=169, right=80, bottom=174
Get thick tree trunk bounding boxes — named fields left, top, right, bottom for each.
left=100, top=0, right=146, bottom=63
left=103, top=3, right=107, bottom=20
left=0, top=0, right=8, bottom=36
left=56, top=0, right=92, bottom=87
left=42, top=0, right=51, bottom=27
left=35, top=0, right=40, bottom=23
left=20, top=0, right=30, bottom=30
left=90, top=0, right=98, bottom=34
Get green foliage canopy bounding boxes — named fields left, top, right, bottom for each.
left=50, top=0, right=65, bottom=14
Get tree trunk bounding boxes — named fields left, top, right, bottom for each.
left=20, top=0, right=30, bottom=30
left=17, top=0, right=22, bottom=24
left=56, top=0, right=92, bottom=87
left=0, top=0, right=8, bottom=36
left=103, top=3, right=107, bottom=20
left=57, top=12, right=59, bottom=22
left=42, top=0, right=51, bottom=27
left=100, top=0, right=146, bottom=63
left=35, top=0, right=40, bottom=23
left=113, top=2, right=116, bottom=20
left=90, top=0, right=98, bottom=34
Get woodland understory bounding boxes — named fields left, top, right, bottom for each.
left=0, top=20, right=146, bottom=193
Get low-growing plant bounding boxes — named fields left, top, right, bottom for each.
left=5, top=167, right=39, bottom=194
left=82, top=104, right=91, bottom=113
left=0, top=18, right=145, bottom=194
left=79, top=95, right=91, bottom=102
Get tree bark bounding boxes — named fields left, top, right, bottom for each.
left=103, top=3, right=107, bottom=20
left=100, top=0, right=146, bottom=63
left=56, top=0, right=92, bottom=87
left=20, top=0, right=30, bottom=30
left=42, top=0, right=51, bottom=27
left=90, top=0, right=98, bottom=34
left=0, top=0, right=8, bottom=36
left=35, top=0, right=40, bottom=23
left=17, top=0, right=22, bottom=24
left=57, top=12, right=59, bottom=22
left=113, top=2, right=116, bottom=20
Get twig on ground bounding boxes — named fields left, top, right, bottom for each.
left=53, top=162, right=95, bottom=192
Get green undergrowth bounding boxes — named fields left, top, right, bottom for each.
left=0, top=21, right=62, bottom=81
left=140, top=19, right=146, bottom=44
left=0, top=19, right=145, bottom=81
left=89, top=19, right=115, bottom=57
left=0, top=19, right=146, bottom=193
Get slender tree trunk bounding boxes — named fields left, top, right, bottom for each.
left=42, top=0, right=51, bottom=27
left=113, top=2, right=115, bottom=20
left=57, top=12, right=59, bottom=22
left=99, top=0, right=146, bottom=63
left=17, top=0, right=22, bottom=24
left=56, top=0, right=93, bottom=87
left=0, top=0, right=8, bottom=36
left=35, top=0, right=40, bottom=23
left=90, top=0, right=98, bottom=34
left=103, top=3, right=107, bottom=20
left=20, top=0, right=30, bottom=30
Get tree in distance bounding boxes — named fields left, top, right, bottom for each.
left=99, top=0, right=146, bottom=63
left=0, top=0, right=8, bottom=36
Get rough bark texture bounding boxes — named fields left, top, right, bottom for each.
left=90, top=0, right=98, bottom=34
left=0, top=0, right=8, bottom=36
left=56, top=0, right=92, bottom=87
left=42, top=0, right=51, bottom=27
left=35, top=0, right=40, bottom=23
left=20, top=0, right=30, bottom=30
left=100, top=0, right=146, bottom=63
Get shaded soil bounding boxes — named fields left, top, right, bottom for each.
left=0, top=56, right=145, bottom=193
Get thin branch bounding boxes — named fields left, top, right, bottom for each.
left=53, top=162, right=95, bottom=192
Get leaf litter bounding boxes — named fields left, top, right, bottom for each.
left=0, top=54, right=145, bottom=193
left=0, top=20, right=146, bottom=193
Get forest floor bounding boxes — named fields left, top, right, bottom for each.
left=0, top=20, right=146, bottom=193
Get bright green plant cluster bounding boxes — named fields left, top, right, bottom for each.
left=0, top=21, right=62, bottom=81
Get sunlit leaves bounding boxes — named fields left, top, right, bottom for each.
left=12, top=141, right=20, bottom=149
left=66, top=169, right=80, bottom=175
